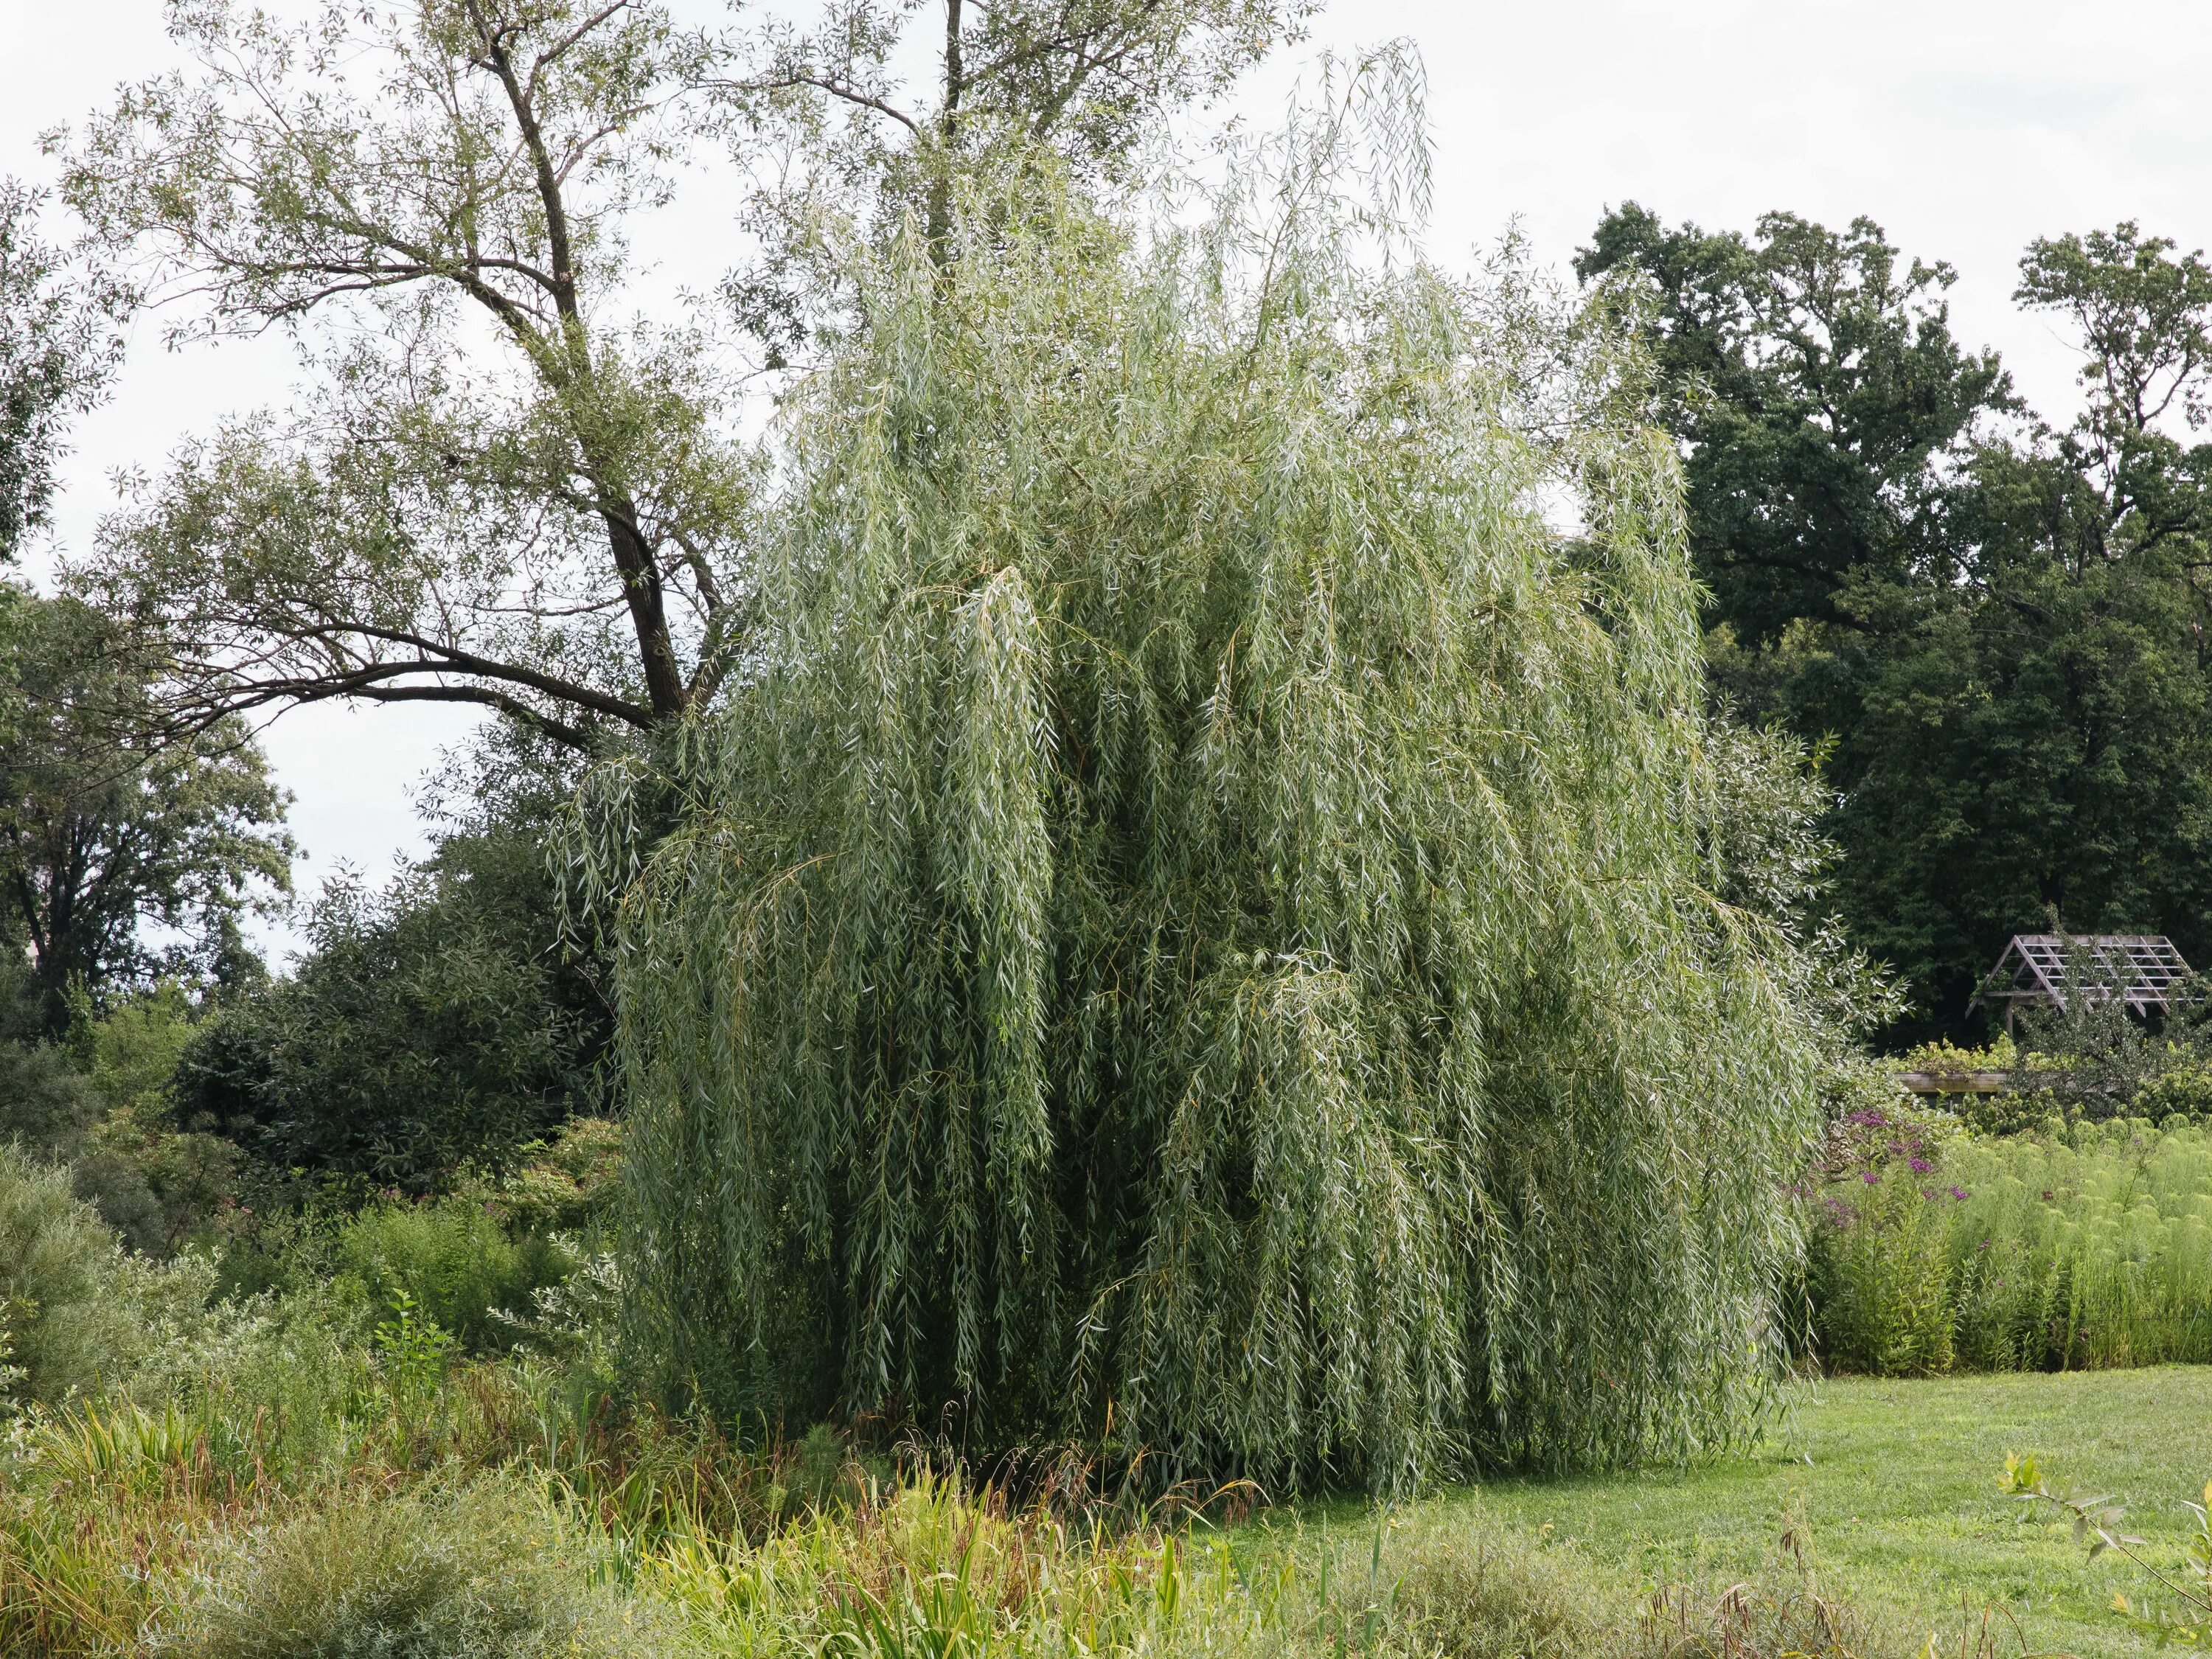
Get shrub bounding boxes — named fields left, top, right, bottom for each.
left=0, top=1040, right=100, bottom=1160
left=170, top=838, right=605, bottom=1197
left=2130, top=1061, right=2212, bottom=1122
left=0, top=1142, right=161, bottom=1401
left=114, top=1281, right=381, bottom=1481
left=335, top=1196, right=573, bottom=1352
left=86, top=981, right=201, bottom=1112
left=1806, top=1165, right=1961, bottom=1375
left=492, top=1118, right=623, bottom=1237
left=0, top=985, right=246, bottom=1253
left=70, top=1102, right=242, bottom=1256
left=167, top=1478, right=637, bottom=1659
left=1944, top=1090, right=2065, bottom=1139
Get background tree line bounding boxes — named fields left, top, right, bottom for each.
left=7, top=8, right=2206, bottom=1198
left=1582, top=207, right=2212, bottom=1040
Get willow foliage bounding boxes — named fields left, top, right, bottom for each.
left=563, top=133, right=1834, bottom=1487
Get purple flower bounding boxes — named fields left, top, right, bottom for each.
left=1862, top=1170, right=1881, bottom=1184
left=1910, top=1157, right=1935, bottom=1173
left=1950, top=1186, right=1969, bottom=1201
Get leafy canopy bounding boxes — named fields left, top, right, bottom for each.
left=174, top=830, right=603, bottom=1194
left=63, top=0, right=740, bottom=747
left=1577, top=204, right=2006, bottom=650
left=58, top=0, right=1305, bottom=750
left=0, top=586, right=291, bottom=1038
left=1587, top=207, right=2212, bottom=1037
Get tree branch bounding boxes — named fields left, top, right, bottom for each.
left=735, top=73, right=925, bottom=137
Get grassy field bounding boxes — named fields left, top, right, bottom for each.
left=1430, top=1368, right=2212, bottom=1657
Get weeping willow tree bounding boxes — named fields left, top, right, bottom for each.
left=561, top=105, right=1839, bottom=1487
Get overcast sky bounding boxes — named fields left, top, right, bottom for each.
left=6, top=0, right=2209, bottom=961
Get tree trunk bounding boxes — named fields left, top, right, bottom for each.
left=602, top=503, right=689, bottom=723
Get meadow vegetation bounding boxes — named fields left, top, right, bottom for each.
left=1807, top=1107, right=2212, bottom=1377
left=0, top=1129, right=1951, bottom=1659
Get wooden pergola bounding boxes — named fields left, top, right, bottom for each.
left=1969, top=933, right=2195, bottom=1029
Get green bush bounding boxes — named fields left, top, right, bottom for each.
left=492, top=1118, right=623, bottom=1237
left=1944, top=1089, right=2066, bottom=1138
left=0, top=984, right=245, bottom=1254
left=0, top=1040, right=101, bottom=1160
left=168, top=1478, right=636, bottom=1659
left=119, top=1282, right=381, bottom=1481
left=1806, top=1170, right=1958, bottom=1376
left=0, top=1142, right=161, bottom=1401
left=2130, top=1062, right=2212, bottom=1122
left=335, top=1196, right=573, bottom=1352
left=171, top=838, right=605, bottom=1197
left=69, top=1103, right=242, bottom=1256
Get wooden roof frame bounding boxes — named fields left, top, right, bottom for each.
left=1969, top=933, right=2195, bottom=1025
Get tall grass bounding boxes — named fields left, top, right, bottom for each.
left=0, top=1057, right=1910, bottom=1659
left=1808, top=1115, right=2212, bottom=1374
left=1946, top=1122, right=2212, bottom=1369
left=0, top=1362, right=1908, bottom=1659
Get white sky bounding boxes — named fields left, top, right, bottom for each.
left=5, top=0, right=2210, bottom=960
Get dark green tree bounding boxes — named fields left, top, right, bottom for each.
left=1829, top=226, right=2212, bottom=1023
left=0, top=588, right=292, bottom=1037
left=1585, top=208, right=2212, bottom=1035
left=173, top=827, right=605, bottom=1193
left=1577, top=204, right=2007, bottom=659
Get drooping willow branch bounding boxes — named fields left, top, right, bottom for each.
left=565, top=153, right=1841, bottom=1489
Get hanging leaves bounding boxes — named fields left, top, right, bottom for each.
left=569, top=142, right=1833, bottom=1488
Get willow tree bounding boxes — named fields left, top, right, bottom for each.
left=564, top=129, right=1837, bottom=1486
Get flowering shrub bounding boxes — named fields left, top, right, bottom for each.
left=1804, top=1104, right=1967, bottom=1373
left=2130, top=1061, right=2212, bottom=1123
left=1805, top=1114, right=2212, bottom=1374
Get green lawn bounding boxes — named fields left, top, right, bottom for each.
left=1442, top=1368, right=2212, bottom=1657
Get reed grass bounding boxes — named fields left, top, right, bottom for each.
left=0, top=1340, right=1930, bottom=1659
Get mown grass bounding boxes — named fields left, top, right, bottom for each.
left=1444, top=1368, right=2212, bottom=1658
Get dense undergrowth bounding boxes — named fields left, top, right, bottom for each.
left=1806, top=1106, right=2212, bottom=1375
left=0, top=1128, right=1927, bottom=1659
left=7, top=991, right=2208, bottom=1652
